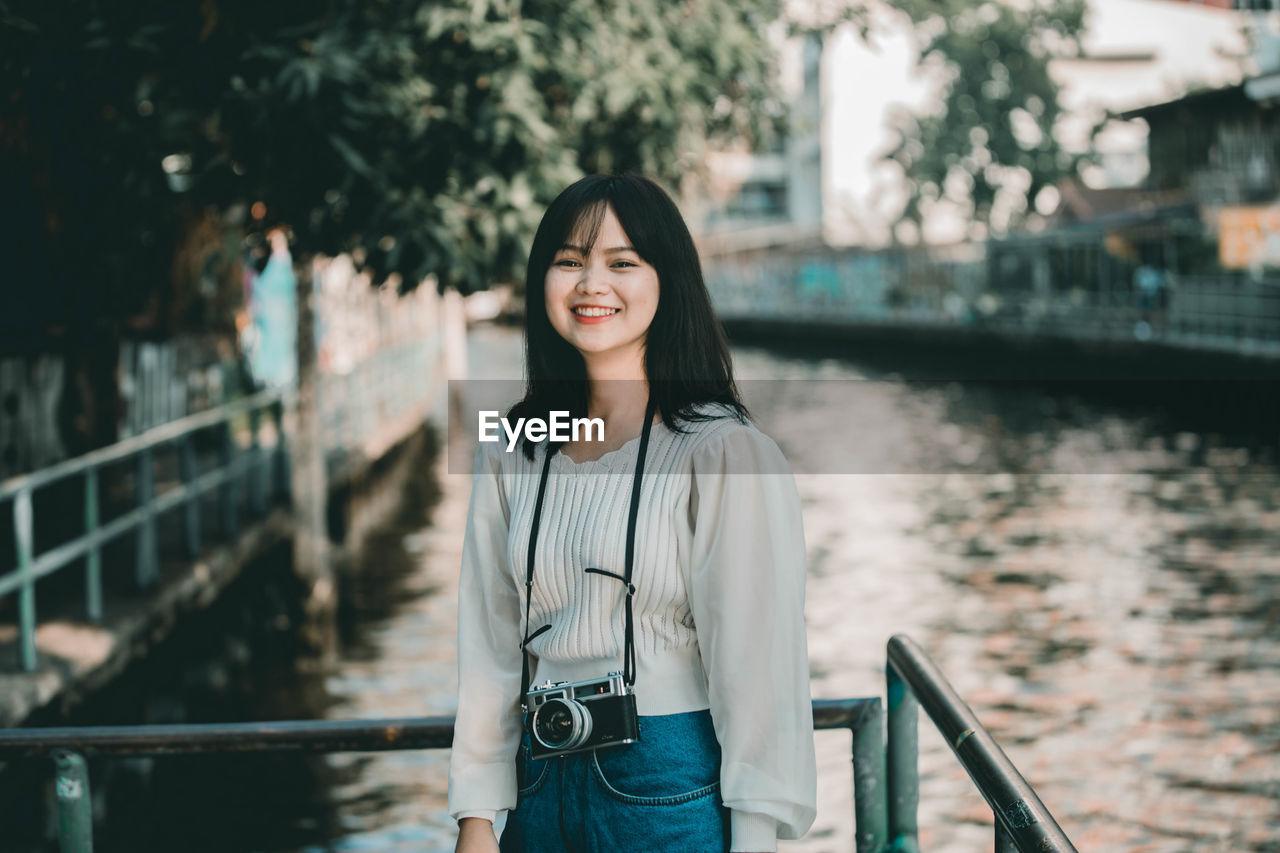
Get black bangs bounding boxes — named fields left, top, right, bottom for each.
left=561, top=198, right=609, bottom=257
left=599, top=178, right=660, bottom=265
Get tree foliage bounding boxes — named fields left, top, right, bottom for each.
left=882, top=0, right=1088, bottom=240
left=1, top=0, right=784, bottom=336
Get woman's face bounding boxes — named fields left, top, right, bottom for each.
left=544, top=204, right=659, bottom=369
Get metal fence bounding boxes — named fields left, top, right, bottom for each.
left=0, top=635, right=1076, bottom=853
left=0, top=388, right=290, bottom=673
left=706, top=251, right=1280, bottom=357
left=962, top=274, right=1280, bottom=353
left=319, top=337, right=441, bottom=463
left=313, top=260, right=442, bottom=463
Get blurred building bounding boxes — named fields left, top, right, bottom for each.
left=985, top=1, right=1280, bottom=302
left=1120, top=73, right=1280, bottom=271
left=1003, top=3, right=1280, bottom=264
left=692, top=29, right=825, bottom=255
left=1050, top=0, right=1259, bottom=191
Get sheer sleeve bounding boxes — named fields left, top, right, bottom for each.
left=686, top=426, right=818, bottom=851
left=448, top=442, right=523, bottom=822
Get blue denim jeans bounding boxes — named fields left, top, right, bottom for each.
left=499, top=710, right=730, bottom=853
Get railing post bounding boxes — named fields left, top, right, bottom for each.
left=179, top=435, right=201, bottom=558
left=134, top=447, right=157, bottom=589
left=886, top=663, right=921, bottom=853
left=358, top=365, right=368, bottom=447
left=271, top=399, right=289, bottom=501
left=292, top=254, right=334, bottom=644
left=333, top=372, right=346, bottom=453
left=84, top=468, right=102, bottom=622
left=15, top=489, right=37, bottom=672
left=218, top=420, right=238, bottom=537
left=389, top=343, right=401, bottom=418
left=53, top=749, right=94, bottom=853
left=346, top=370, right=358, bottom=451
left=347, top=368, right=357, bottom=451
left=248, top=405, right=266, bottom=515
left=357, top=366, right=367, bottom=448
left=852, top=698, right=889, bottom=853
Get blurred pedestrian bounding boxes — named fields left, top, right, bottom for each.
left=1134, top=261, right=1171, bottom=341
left=244, top=229, right=297, bottom=387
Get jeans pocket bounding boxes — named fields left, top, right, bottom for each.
left=516, top=739, right=551, bottom=799
left=589, top=713, right=721, bottom=806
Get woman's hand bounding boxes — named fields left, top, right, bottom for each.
left=455, top=817, right=499, bottom=853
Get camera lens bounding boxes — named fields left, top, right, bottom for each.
left=536, top=705, right=573, bottom=744
left=532, top=697, right=592, bottom=751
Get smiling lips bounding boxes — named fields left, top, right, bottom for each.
left=572, top=305, right=620, bottom=324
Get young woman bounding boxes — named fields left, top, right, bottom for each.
left=449, top=175, right=816, bottom=853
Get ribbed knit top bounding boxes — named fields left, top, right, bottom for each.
left=448, top=404, right=817, bottom=852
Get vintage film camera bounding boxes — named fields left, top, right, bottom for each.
left=525, top=671, right=639, bottom=759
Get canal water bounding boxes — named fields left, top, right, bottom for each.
left=4, top=323, right=1279, bottom=852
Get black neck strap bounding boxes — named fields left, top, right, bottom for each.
left=520, top=396, right=658, bottom=700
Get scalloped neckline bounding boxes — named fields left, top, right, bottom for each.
left=551, top=433, right=643, bottom=471
left=551, top=416, right=669, bottom=471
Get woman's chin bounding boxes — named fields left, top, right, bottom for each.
left=571, top=339, right=647, bottom=363
left=574, top=343, right=624, bottom=358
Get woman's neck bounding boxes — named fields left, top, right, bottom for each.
left=585, top=380, right=649, bottom=427
left=578, top=347, right=652, bottom=443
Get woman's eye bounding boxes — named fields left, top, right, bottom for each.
left=555, top=259, right=581, bottom=268
left=612, top=260, right=637, bottom=268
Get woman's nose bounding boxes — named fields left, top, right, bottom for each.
left=575, top=264, right=610, bottom=293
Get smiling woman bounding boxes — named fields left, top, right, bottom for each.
left=449, top=175, right=816, bottom=853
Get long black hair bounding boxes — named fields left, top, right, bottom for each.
left=509, top=174, right=747, bottom=459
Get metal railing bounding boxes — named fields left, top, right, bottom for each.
left=0, top=635, right=1076, bottom=852
left=0, top=388, right=290, bottom=673
left=706, top=255, right=1280, bottom=358
left=0, top=329, right=441, bottom=676
left=886, top=635, right=1078, bottom=853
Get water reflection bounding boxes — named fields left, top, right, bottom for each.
left=719, top=339, right=1278, bottom=850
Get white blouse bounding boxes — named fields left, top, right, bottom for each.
left=448, top=405, right=817, bottom=852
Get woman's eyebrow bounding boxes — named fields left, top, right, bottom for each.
left=559, top=244, right=637, bottom=254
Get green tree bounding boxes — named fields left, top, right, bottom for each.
left=0, top=0, right=784, bottom=338
left=883, top=0, right=1088, bottom=241
left=792, top=0, right=1087, bottom=242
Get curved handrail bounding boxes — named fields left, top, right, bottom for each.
left=886, top=634, right=1078, bottom=853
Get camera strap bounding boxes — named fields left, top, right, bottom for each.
left=520, top=395, right=658, bottom=701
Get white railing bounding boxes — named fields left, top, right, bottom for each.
left=0, top=388, right=291, bottom=672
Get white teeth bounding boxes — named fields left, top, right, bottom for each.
left=574, top=307, right=619, bottom=317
